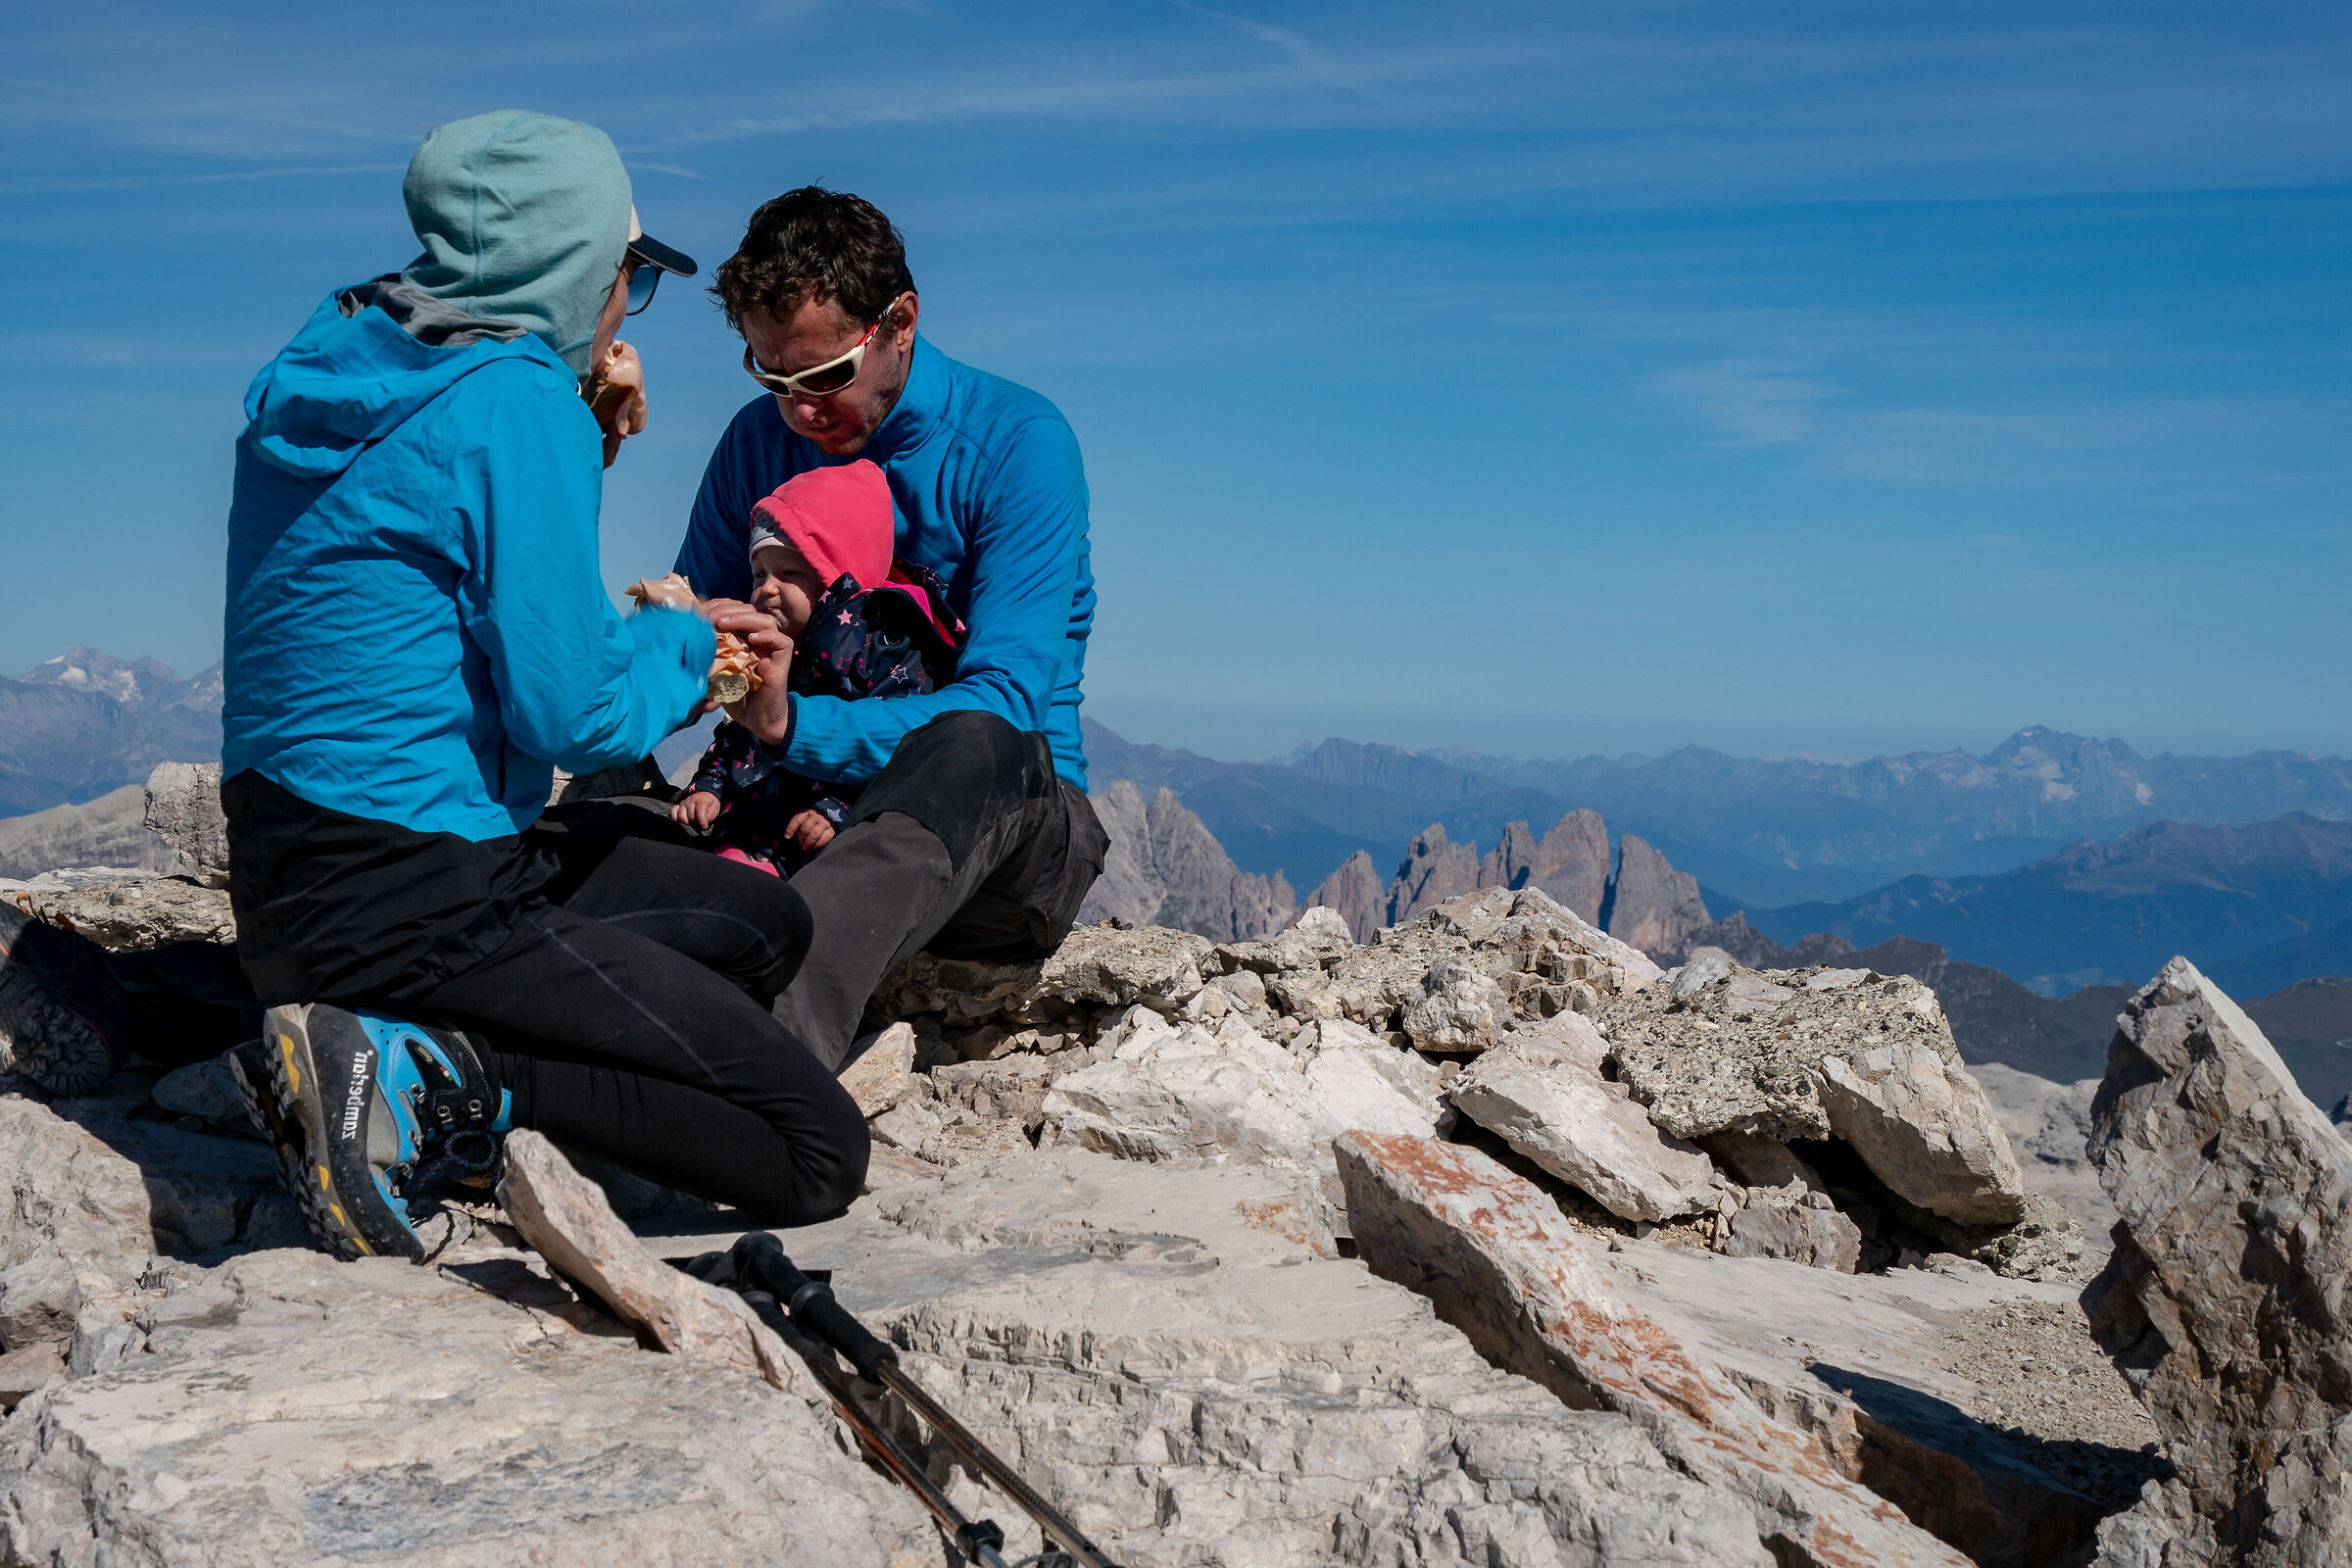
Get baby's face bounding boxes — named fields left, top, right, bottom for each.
left=750, top=543, right=827, bottom=638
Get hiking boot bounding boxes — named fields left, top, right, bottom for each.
left=0, top=911, right=123, bottom=1096
left=263, top=1003, right=509, bottom=1262
left=228, top=1037, right=313, bottom=1236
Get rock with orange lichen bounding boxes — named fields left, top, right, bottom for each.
left=1336, top=1129, right=1975, bottom=1568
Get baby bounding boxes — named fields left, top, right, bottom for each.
left=670, top=460, right=957, bottom=875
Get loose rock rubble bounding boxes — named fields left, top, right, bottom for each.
left=27, top=782, right=2340, bottom=1565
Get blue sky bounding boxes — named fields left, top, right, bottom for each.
left=3, top=1, right=2345, bottom=763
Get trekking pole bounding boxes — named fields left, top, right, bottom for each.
left=726, top=1280, right=1014, bottom=1568
left=678, top=1232, right=1122, bottom=1568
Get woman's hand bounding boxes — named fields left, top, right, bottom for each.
left=670, top=791, right=720, bottom=830
left=705, top=599, right=795, bottom=744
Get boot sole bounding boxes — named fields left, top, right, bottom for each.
left=265, top=1004, right=424, bottom=1263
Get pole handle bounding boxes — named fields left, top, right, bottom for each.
left=729, top=1232, right=899, bottom=1383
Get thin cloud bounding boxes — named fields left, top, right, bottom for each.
left=1648, top=358, right=1835, bottom=447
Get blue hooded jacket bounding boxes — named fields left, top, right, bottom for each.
left=221, top=292, right=712, bottom=841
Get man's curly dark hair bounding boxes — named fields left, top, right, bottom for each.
left=710, top=186, right=915, bottom=331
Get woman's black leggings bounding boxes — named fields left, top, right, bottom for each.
left=410, top=822, right=867, bottom=1224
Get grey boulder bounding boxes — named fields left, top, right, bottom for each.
left=141, top=760, right=230, bottom=889
left=2084, top=957, right=2352, bottom=1564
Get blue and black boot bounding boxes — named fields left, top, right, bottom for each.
left=260, top=1003, right=511, bottom=1261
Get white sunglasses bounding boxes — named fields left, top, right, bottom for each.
left=742, top=296, right=908, bottom=398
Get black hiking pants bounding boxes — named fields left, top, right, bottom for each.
left=224, top=772, right=867, bottom=1225
left=774, top=710, right=1109, bottom=1071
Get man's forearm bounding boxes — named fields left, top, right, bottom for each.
left=784, top=666, right=1052, bottom=785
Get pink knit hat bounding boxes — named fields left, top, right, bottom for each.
left=747, top=460, right=895, bottom=590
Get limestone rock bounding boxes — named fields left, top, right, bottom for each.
left=1703, top=1126, right=1827, bottom=1192
left=1600, top=958, right=1957, bottom=1147
left=1215, top=903, right=1356, bottom=974
left=1076, top=781, right=1295, bottom=941
left=498, top=1129, right=818, bottom=1403
left=1529, top=808, right=1613, bottom=926
left=1335, top=1130, right=1974, bottom=1568
left=0, top=786, right=179, bottom=881
left=1319, top=887, right=1659, bottom=1040
left=151, top=1054, right=254, bottom=1133
left=929, top=1048, right=1085, bottom=1132
left=1295, top=1016, right=1455, bottom=1140
left=1818, top=1043, right=2029, bottom=1225
left=1972, top=1062, right=2116, bottom=1265
left=1040, top=1007, right=1443, bottom=1191
left=0, top=1086, right=278, bottom=1299
left=0, top=1341, right=63, bottom=1411
left=661, top=1147, right=1775, bottom=1567
left=2083, top=957, right=2352, bottom=1557
left=1041, top=1011, right=1340, bottom=1166
left=1587, top=1230, right=2154, bottom=1565
left=1386, top=823, right=1481, bottom=923
left=917, top=1116, right=1035, bottom=1168
left=1601, top=833, right=1710, bottom=957
left=1304, top=848, right=1387, bottom=942
left=1479, top=809, right=1611, bottom=927
left=1448, top=1014, right=1717, bottom=1222
left=841, top=1021, right=917, bottom=1117
left=1398, top=959, right=1511, bottom=1052
left=0, top=1249, right=934, bottom=1567
left=1476, top=820, right=1540, bottom=904
left=869, top=921, right=1209, bottom=1026
left=142, top=760, right=230, bottom=888
left=1073, top=778, right=1157, bottom=925
left=2242, top=1413, right=2352, bottom=1568
left=8, top=872, right=236, bottom=951
left=1719, top=1186, right=1862, bottom=1271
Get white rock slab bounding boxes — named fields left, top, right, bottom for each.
left=1447, top=1015, right=1717, bottom=1222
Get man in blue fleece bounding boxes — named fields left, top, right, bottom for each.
left=223, top=114, right=867, bottom=1261
left=680, top=189, right=1107, bottom=1071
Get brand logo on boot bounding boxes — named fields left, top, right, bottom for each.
left=341, top=1050, right=370, bottom=1142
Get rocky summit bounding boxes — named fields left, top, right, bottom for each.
left=3, top=765, right=2345, bottom=1563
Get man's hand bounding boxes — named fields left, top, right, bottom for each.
left=670, top=790, right=721, bottom=830
left=786, top=809, right=837, bottom=853
left=706, top=599, right=795, bottom=745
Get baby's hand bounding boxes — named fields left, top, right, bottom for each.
left=671, top=791, right=721, bottom=830
left=786, top=809, right=836, bottom=853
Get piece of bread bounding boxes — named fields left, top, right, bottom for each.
left=624, top=573, right=761, bottom=704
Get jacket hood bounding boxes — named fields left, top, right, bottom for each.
left=398, top=111, right=633, bottom=376
left=242, top=290, right=565, bottom=478
left=748, top=460, right=897, bottom=592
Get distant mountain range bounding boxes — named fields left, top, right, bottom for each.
left=1, top=652, right=2341, bottom=1007
left=0, top=650, right=221, bottom=815
left=1085, top=720, right=2352, bottom=907
left=1728, top=814, right=2352, bottom=996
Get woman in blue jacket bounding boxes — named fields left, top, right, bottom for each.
left=223, top=111, right=865, bottom=1260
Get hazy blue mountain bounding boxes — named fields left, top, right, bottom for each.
left=0, top=650, right=222, bottom=815
left=1429, top=726, right=2352, bottom=903
left=1091, top=720, right=2352, bottom=909
left=1083, top=722, right=1572, bottom=893
left=2211, top=914, right=2352, bottom=1002
left=1732, top=814, right=2352, bottom=995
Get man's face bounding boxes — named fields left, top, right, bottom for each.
left=741, top=294, right=917, bottom=457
